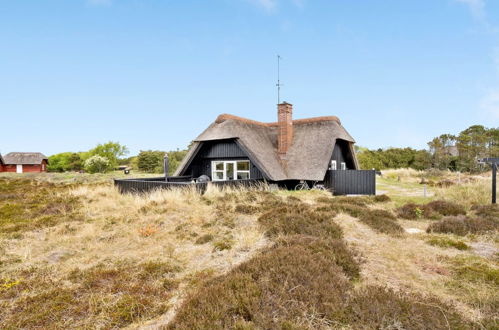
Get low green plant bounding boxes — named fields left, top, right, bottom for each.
left=213, top=239, right=233, bottom=251
left=195, top=234, right=214, bottom=245
left=426, top=236, right=469, bottom=250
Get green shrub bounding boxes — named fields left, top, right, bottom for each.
left=450, top=256, right=499, bottom=286
left=426, top=236, right=469, bottom=250
left=84, top=155, right=111, bottom=174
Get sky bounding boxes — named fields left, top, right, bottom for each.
left=1, top=0, right=499, bottom=156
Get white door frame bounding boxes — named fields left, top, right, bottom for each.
left=16, top=164, right=23, bottom=173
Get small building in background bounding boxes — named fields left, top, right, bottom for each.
left=1, top=152, right=48, bottom=173
left=0, top=154, right=5, bottom=172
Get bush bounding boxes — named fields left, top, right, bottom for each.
left=425, top=200, right=466, bottom=217
left=358, top=209, right=404, bottom=236
left=396, top=200, right=464, bottom=220
left=258, top=204, right=342, bottom=239
left=373, top=194, right=391, bottom=203
left=343, top=285, right=471, bottom=329
left=426, top=215, right=498, bottom=236
left=426, top=236, right=469, bottom=250
left=170, top=241, right=471, bottom=329
left=275, top=236, right=361, bottom=280
left=84, top=155, right=111, bottom=174
left=170, top=241, right=352, bottom=328
left=195, top=234, right=214, bottom=245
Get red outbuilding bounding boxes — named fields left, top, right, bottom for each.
left=1, top=152, right=48, bottom=173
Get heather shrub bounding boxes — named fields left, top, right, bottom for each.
left=258, top=204, right=342, bottom=240
left=425, top=200, right=466, bottom=217
left=275, top=235, right=361, bottom=280
left=1, top=261, right=176, bottom=329
left=170, top=243, right=352, bottom=329
left=170, top=245, right=471, bottom=329
left=358, top=209, right=404, bottom=236
left=426, top=215, right=498, bottom=236
left=343, top=285, right=472, bottom=329
left=472, top=204, right=499, bottom=220
left=372, top=194, right=391, bottom=203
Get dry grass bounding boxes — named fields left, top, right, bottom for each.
left=435, top=178, right=492, bottom=209
left=0, top=179, right=269, bottom=328
left=1, top=170, right=498, bottom=328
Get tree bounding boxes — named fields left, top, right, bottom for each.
left=47, top=152, right=73, bottom=172
left=88, top=141, right=129, bottom=169
left=456, top=125, right=489, bottom=172
left=427, top=134, right=457, bottom=170
left=84, top=155, right=111, bottom=173
left=67, top=153, right=83, bottom=171
left=137, top=150, right=165, bottom=173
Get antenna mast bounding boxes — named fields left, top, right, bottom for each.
left=276, top=54, right=282, bottom=104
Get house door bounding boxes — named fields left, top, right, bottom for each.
left=16, top=165, right=23, bottom=173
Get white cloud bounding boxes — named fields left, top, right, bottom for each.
left=247, top=0, right=304, bottom=12
left=87, top=0, right=112, bottom=6
left=455, top=0, right=486, bottom=22
left=249, top=0, right=277, bottom=11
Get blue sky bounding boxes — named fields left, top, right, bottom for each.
left=1, top=0, right=498, bottom=156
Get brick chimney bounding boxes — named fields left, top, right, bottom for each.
left=277, top=102, right=293, bottom=155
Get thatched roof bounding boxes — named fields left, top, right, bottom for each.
left=175, top=114, right=357, bottom=181
left=3, top=152, right=48, bottom=165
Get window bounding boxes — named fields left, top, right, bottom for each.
left=212, top=160, right=251, bottom=181
left=341, top=162, right=346, bottom=170
left=330, top=160, right=337, bottom=170
left=213, top=161, right=224, bottom=181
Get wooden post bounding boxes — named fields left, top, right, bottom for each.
left=164, top=154, right=169, bottom=182
left=493, top=163, right=497, bottom=204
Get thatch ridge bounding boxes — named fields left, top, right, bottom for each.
left=175, top=114, right=357, bottom=181
left=3, top=152, right=48, bottom=165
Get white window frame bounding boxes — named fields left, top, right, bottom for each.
left=211, top=160, right=251, bottom=181
left=341, top=162, right=346, bottom=170
left=330, top=160, right=337, bottom=170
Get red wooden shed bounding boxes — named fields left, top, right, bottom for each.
left=1, top=152, right=48, bottom=173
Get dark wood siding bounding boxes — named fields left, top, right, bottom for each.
left=325, top=169, right=376, bottom=195
left=182, top=139, right=265, bottom=180
left=330, top=139, right=356, bottom=170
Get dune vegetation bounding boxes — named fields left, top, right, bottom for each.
left=0, top=169, right=497, bottom=329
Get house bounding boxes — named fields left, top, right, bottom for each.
left=0, top=153, right=5, bottom=172
left=173, top=102, right=373, bottom=194
left=1, top=152, right=49, bottom=173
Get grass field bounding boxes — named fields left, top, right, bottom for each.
left=0, top=170, right=497, bottom=329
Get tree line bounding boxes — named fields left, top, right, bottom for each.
left=357, top=125, right=499, bottom=172
left=48, top=141, right=189, bottom=175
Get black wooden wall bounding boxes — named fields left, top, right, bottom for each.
left=182, top=139, right=265, bottom=180
left=330, top=139, right=356, bottom=170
